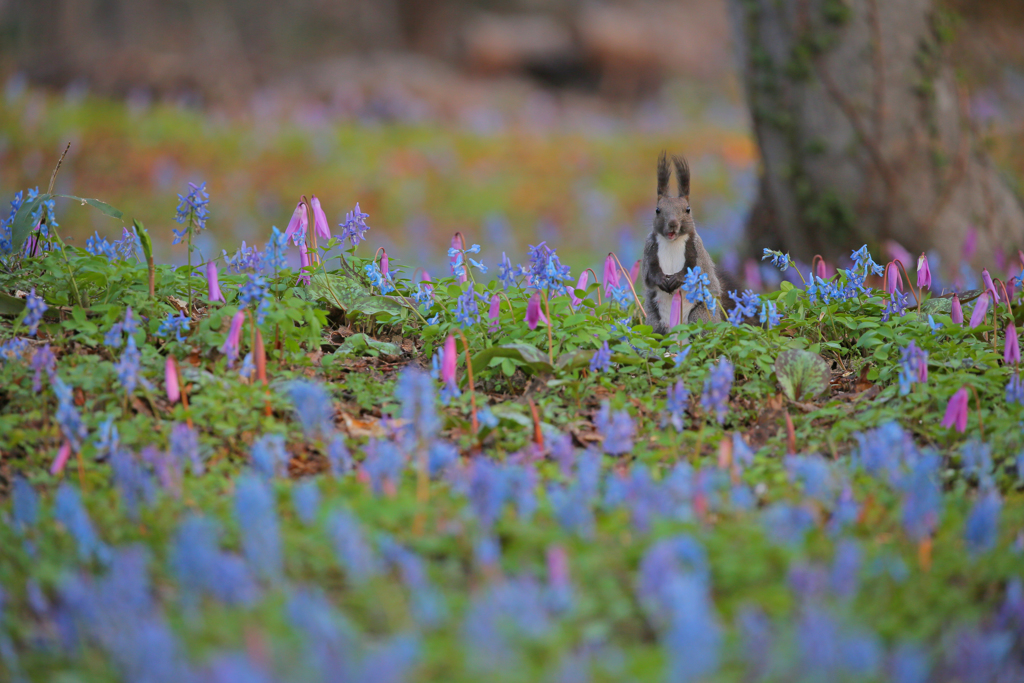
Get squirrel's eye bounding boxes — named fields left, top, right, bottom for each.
left=655, top=207, right=661, bottom=215
left=686, top=207, right=691, bottom=214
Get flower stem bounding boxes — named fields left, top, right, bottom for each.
left=541, top=289, right=554, bottom=365
left=457, top=330, right=479, bottom=435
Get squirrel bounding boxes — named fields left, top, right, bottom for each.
left=641, top=152, right=724, bottom=334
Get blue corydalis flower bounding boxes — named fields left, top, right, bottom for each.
left=701, top=357, right=734, bottom=424
left=23, top=288, right=47, bottom=336
left=526, top=241, right=571, bottom=291
left=759, top=300, right=781, bottom=328
left=292, top=480, right=320, bottom=526
left=55, top=483, right=110, bottom=564
left=682, top=266, right=716, bottom=309
left=328, top=508, right=380, bottom=584
left=260, top=226, right=288, bottom=273
left=52, top=376, right=87, bottom=451
left=762, top=249, right=791, bottom=271
left=851, top=244, right=884, bottom=277
left=114, top=335, right=149, bottom=394
left=172, top=181, right=210, bottom=244
left=726, top=290, right=759, bottom=326
left=157, top=311, right=191, bottom=343
left=251, top=433, right=289, bottom=479
left=12, top=475, right=38, bottom=530
left=454, top=283, right=481, bottom=327
left=596, top=402, right=634, bottom=455
left=965, top=490, right=1001, bottom=556
left=30, top=343, right=55, bottom=392
left=665, top=380, right=689, bottom=432
left=498, top=252, right=516, bottom=289
left=590, top=341, right=611, bottom=373
left=234, top=473, right=282, bottom=582
left=327, top=434, right=352, bottom=477
left=169, top=423, right=204, bottom=475
left=170, top=515, right=259, bottom=607
left=395, top=368, right=439, bottom=445
left=288, top=380, right=335, bottom=440
left=339, top=203, right=370, bottom=247
left=364, top=261, right=394, bottom=295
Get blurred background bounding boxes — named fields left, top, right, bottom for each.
left=0, top=0, right=1021, bottom=279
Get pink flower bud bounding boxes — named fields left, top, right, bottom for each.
left=221, top=310, right=245, bottom=362
left=488, top=293, right=501, bottom=331
left=51, top=440, right=72, bottom=476
left=1006, top=323, right=1020, bottom=365
left=940, top=387, right=970, bottom=433
left=669, top=289, right=682, bottom=328
left=603, top=254, right=620, bottom=296
left=951, top=294, right=963, bottom=324
left=916, top=253, right=931, bottom=290
left=569, top=271, right=588, bottom=307
left=206, top=260, right=224, bottom=302
left=526, top=292, right=546, bottom=329
left=814, top=259, right=827, bottom=281
left=885, top=261, right=902, bottom=294
left=982, top=268, right=999, bottom=303
left=284, top=201, right=308, bottom=244
left=166, top=356, right=180, bottom=404
left=630, top=259, right=641, bottom=284
left=380, top=249, right=389, bottom=277
left=442, top=334, right=457, bottom=386
left=969, top=292, right=991, bottom=329
left=310, top=195, right=330, bottom=241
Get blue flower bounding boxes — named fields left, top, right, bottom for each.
left=759, top=300, right=781, bottom=328
left=52, top=376, right=88, bottom=451
left=700, top=357, right=734, bottom=424
left=223, top=241, right=260, bottom=273
left=172, top=181, right=210, bottom=244
left=364, top=261, right=394, bottom=295
left=413, top=282, right=433, bottom=308
left=169, top=423, right=204, bottom=475
left=726, top=290, right=759, bottom=325
left=454, top=283, right=480, bottom=327
left=86, top=232, right=119, bottom=260
left=239, top=273, right=270, bottom=323
left=288, top=380, right=335, bottom=440
left=469, top=257, right=487, bottom=273
left=170, top=515, right=259, bottom=607
left=681, top=266, right=716, bottom=310
left=239, top=352, right=255, bottom=379
left=590, top=341, right=611, bottom=372
left=762, top=249, right=791, bottom=271
left=498, top=252, right=517, bottom=289
left=897, top=341, right=928, bottom=395
left=328, top=508, right=380, bottom=584
left=665, top=380, right=689, bottom=432
left=251, top=433, right=289, bottom=479
left=964, top=490, right=1001, bottom=556
left=339, top=203, right=370, bottom=247
left=292, top=480, right=320, bottom=526
left=596, top=402, right=634, bottom=455
left=476, top=407, right=499, bottom=429
left=54, top=483, right=109, bottom=564
left=157, top=311, right=191, bottom=343
left=851, top=245, right=884, bottom=277
left=327, top=434, right=352, bottom=477
left=114, top=335, right=148, bottom=394
left=1006, top=371, right=1024, bottom=405
left=526, top=242, right=571, bottom=291
left=882, top=290, right=910, bottom=322
left=23, top=288, right=46, bottom=336
left=395, top=368, right=439, bottom=444
left=234, top=473, right=282, bottom=582
left=12, top=475, right=38, bottom=530
left=260, top=225, right=288, bottom=273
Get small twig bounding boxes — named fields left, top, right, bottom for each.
left=967, top=385, right=984, bottom=441
left=527, top=398, right=543, bottom=448
left=541, top=289, right=555, bottom=366
left=609, top=252, right=646, bottom=319
left=785, top=410, right=797, bottom=454
left=457, top=330, right=479, bottom=435
left=47, top=142, right=71, bottom=194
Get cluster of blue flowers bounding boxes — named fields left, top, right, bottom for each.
left=103, top=307, right=140, bottom=348
left=589, top=341, right=612, bottom=373
left=86, top=226, right=140, bottom=261
left=364, top=261, right=394, bottom=295
left=762, top=248, right=791, bottom=271
left=157, top=311, right=191, bottom=343
left=449, top=243, right=487, bottom=280
left=681, top=266, right=716, bottom=310
left=339, top=202, right=370, bottom=247
left=525, top=241, right=571, bottom=292
left=222, top=241, right=261, bottom=273
left=238, top=273, right=270, bottom=323
left=171, top=182, right=210, bottom=245
left=498, top=252, right=517, bottom=288
left=882, top=290, right=911, bottom=323
left=22, top=288, right=47, bottom=336
left=898, top=341, right=928, bottom=395
left=727, top=289, right=760, bottom=326
left=259, top=226, right=289, bottom=273
left=701, top=357, right=734, bottom=424
left=0, top=187, right=57, bottom=257
left=454, top=283, right=483, bottom=328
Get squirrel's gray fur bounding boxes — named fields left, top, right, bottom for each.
left=641, top=152, right=723, bottom=334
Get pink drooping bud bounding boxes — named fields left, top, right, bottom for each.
left=1006, top=323, right=1020, bottom=365
left=885, top=261, right=902, bottom=294
left=603, top=254, right=620, bottom=296
left=916, top=253, right=931, bottom=291
left=488, top=293, right=501, bottom=331
left=206, top=260, right=224, bottom=302
left=940, top=387, right=970, bottom=433
left=963, top=226, right=978, bottom=261
left=441, top=334, right=457, bottom=386
left=451, top=234, right=467, bottom=284
left=630, top=259, right=641, bottom=284
left=310, top=195, right=330, bottom=241
left=380, top=249, right=389, bottom=277
left=51, top=439, right=72, bottom=476
left=221, top=310, right=245, bottom=363
left=526, top=292, right=547, bottom=329
left=982, top=269, right=998, bottom=303
left=547, top=545, right=569, bottom=588
left=814, top=258, right=827, bottom=281
left=951, top=294, right=964, bottom=324
left=284, top=200, right=309, bottom=244
left=669, top=289, right=682, bottom=328
left=166, top=356, right=180, bottom=404
left=968, top=292, right=991, bottom=328
left=568, top=271, right=588, bottom=307
left=744, top=258, right=762, bottom=291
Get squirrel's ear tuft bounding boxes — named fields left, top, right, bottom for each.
left=657, top=151, right=670, bottom=197
left=672, top=155, right=690, bottom=198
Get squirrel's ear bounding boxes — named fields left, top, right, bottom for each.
left=672, top=155, right=690, bottom=198
left=656, top=151, right=670, bottom=197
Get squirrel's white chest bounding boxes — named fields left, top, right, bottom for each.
left=656, top=234, right=689, bottom=275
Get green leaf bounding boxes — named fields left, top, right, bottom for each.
left=349, top=295, right=406, bottom=318
left=0, top=292, right=26, bottom=316
left=555, top=348, right=595, bottom=371
left=774, top=348, right=830, bottom=401
left=308, top=273, right=370, bottom=310
left=56, top=195, right=124, bottom=220
left=469, top=342, right=553, bottom=379
left=10, top=193, right=49, bottom=252
left=134, top=219, right=153, bottom=263
left=334, top=333, right=400, bottom=357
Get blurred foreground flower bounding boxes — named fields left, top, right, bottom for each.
left=701, top=357, right=734, bottom=424
left=165, top=356, right=180, bottom=404
left=968, top=292, right=991, bottom=328
left=206, top=260, right=224, bottom=302
left=940, top=387, right=969, bottom=432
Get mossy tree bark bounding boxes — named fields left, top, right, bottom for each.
left=728, top=0, right=1024, bottom=275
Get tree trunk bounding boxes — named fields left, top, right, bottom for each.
left=727, top=0, right=1024, bottom=277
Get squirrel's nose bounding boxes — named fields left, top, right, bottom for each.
left=668, top=220, right=679, bottom=231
